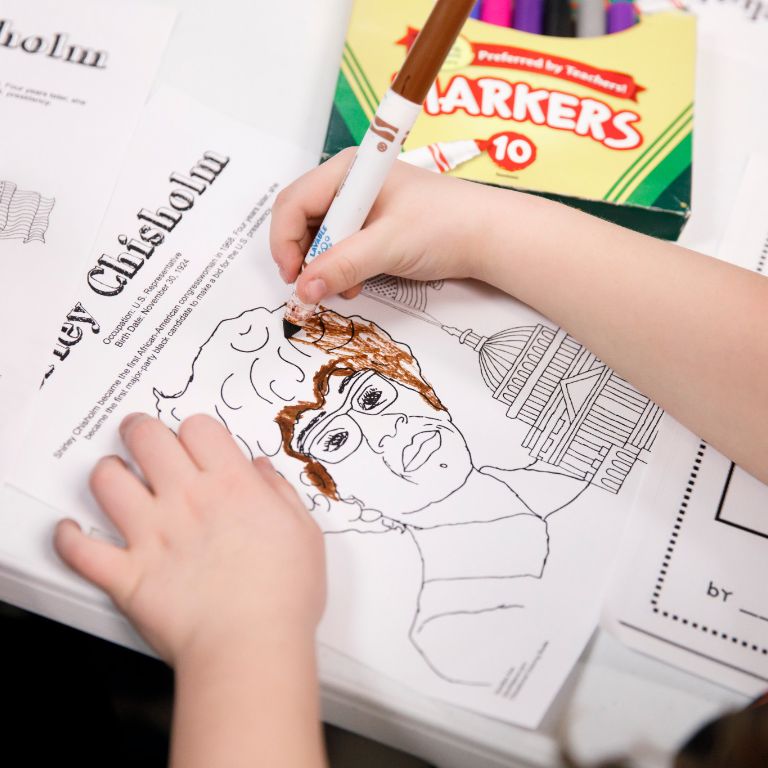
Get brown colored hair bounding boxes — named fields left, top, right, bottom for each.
left=276, top=310, right=444, bottom=499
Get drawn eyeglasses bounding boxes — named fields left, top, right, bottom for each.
left=294, top=371, right=399, bottom=464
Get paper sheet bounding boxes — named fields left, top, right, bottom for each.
left=683, top=0, right=768, bottom=24
left=603, top=154, right=768, bottom=697
left=639, top=0, right=768, bottom=24
left=5, top=87, right=665, bottom=727
left=675, top=3, right=768, bottom=257
left=637, top=0, right=768, bottom=256
left=0, top=0, right=175, bottom=478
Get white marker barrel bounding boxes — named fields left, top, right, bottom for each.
left=285, top=89, right=422, bottom=323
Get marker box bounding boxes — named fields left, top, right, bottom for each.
left=322, top=0, right=696, bottom=240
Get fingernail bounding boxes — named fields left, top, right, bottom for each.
left=57, top=518, right=81, bottom=533
left=119, top=412, right=148, bottom=437
left=301, top=278, right=327, bottom=304
left=278, top=264, right=289, bottom=283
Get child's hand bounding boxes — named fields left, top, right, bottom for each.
left=270, top=148, right=515, bottom=302
left=54, top=413, right=326, bottom=667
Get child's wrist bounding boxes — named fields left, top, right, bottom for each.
left=174, top=618, right=317, bottom=673
left=472, top=188, right=559, bottom=295
left=468, top=187, right=533, bottom=287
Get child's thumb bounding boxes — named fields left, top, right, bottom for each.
left=295, top=224, right=392, bottom=303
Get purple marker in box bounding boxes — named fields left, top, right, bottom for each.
left=512, top=0, right=545, bottom=34
left=607, top=0, right=636, bottom=33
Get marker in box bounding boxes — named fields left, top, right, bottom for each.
left=481, top=0, right=513, bottom=26
left=607, top=0, right=636, bottom=32
left=576, top=0, right=606, bottom=36
left=512, top=0, right=545, bottom=33
left=544, top=0, right=575, bottom=35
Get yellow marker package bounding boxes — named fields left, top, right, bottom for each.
left=323, top=1, right=696, bottom=239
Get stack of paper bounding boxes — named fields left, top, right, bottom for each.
left=0, top=0, right=176, bottom=478
left=4, top=79, right=665, bottom=726
left=4, top=0, right=766, bottom=733
left=602, top=3, right=768, bottom=698
left=603, top=154, right=768, bottom=696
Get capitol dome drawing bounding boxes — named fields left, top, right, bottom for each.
left=444, top=320, right=661, bottom=493
left=363, top=276, right=662, bottom=494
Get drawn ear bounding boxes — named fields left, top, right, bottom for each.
left=153, top=387, right=179, bottom=425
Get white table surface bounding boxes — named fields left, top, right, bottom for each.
left=0, top=1, right=749, bottom=766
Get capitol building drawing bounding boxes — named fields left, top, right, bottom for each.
left=364, top=276, right=662, bottom=494
left=442, top=322, right=661, bottom=493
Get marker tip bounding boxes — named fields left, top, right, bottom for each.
left=283, top=319, right=302, bottom=339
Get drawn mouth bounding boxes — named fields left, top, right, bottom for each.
left=402, top=430, right=442, bottom=473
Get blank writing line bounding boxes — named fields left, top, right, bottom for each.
left=739, top=608, right=768, bottom=624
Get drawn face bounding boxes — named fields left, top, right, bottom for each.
left=291, top=370, right=472, bottom=516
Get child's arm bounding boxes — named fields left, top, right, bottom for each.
left=271, top=151, right=768, bottom=484
left=55, top=413, right=328, bottom=768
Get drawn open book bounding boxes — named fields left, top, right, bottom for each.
left=0, top=181, right=55, bottom=244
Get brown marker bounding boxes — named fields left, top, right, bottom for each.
left=282, top=0, right=476, bottom=338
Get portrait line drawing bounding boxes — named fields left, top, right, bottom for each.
left=152, top=279, right=661, bottom=689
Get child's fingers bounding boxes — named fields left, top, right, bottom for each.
left=252, top=457, right=306, bottom=513
left=177, top=414, right=249, bottom=472
left=54, top=519, right=135, bottom=600
left=120, top=413, right=197, bottom=494
left=295, top=222, right=392, bottom=304
left=270, top=148, right=356, bottom=282
left=89, top=455, right=154, bottom=542
left=340, top=285, right=363, bottom=300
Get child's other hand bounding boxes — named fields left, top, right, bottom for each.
left=270, top=148, right=508, bottom=302
left=54, top=413, right=326, bottom=667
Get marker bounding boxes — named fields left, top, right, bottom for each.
left=606, top=0, right=636, bottom=32
left=480, top=0, right=513, bottom=26
left=282, top=0, right=477, bottom=338
left=470, top=1, right=483, bottom=19
left=576, top=0, right=606, bottom=37
left=399, top=139, right=487, bottom=173
left=512, top=0, right=545, bottom=33
left=544, top=0, right=575, bottom=35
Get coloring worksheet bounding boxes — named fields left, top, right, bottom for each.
left=0, top=0, right=175, bottom=478
left=9, top=88, right=659, bottom=727
left=604, top=154, right=768, bottom=696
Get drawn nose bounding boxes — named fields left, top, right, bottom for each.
left=353, top=412, right=405, bottom=451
